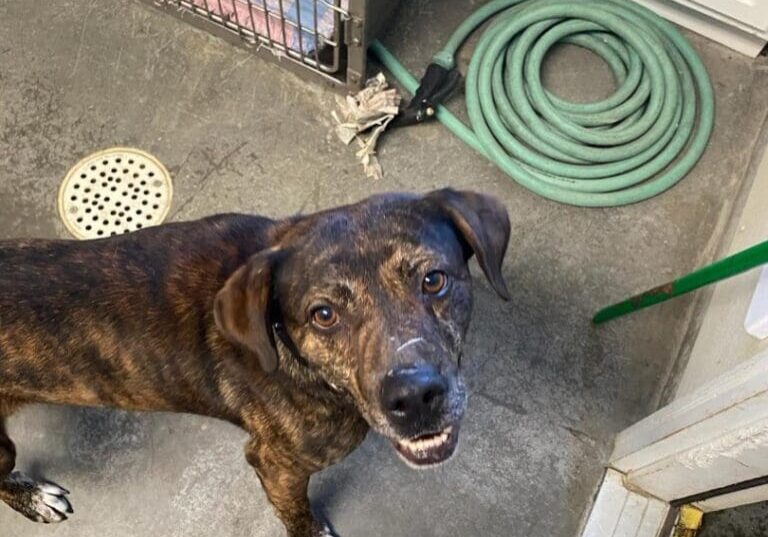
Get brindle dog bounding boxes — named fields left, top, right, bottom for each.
left=0, top=188, right=510, bottom=536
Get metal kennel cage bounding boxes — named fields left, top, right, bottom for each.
left=144, top=0, right=400, bottom=90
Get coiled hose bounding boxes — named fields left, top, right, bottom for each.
left=370, top=0, right=715, bottom=207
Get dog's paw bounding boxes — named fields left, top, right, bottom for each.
left=5, top=472, right=73, bottom=523
left=29, top=481, right=73, bottom=523
left=318, top=524, right=338, bottom=537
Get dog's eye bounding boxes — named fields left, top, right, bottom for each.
left=422, top=270, right=448, bottom=296
left=310, top=305, right=339, bottom=329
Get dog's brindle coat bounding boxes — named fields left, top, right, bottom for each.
left=0, top=189, right=510, bottom=536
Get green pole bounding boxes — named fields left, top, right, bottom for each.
left=593, top=239, right=768, bottom=324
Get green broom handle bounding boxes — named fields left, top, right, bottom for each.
left=594, top=239, right=768, bottom=324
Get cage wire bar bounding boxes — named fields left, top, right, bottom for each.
left=146, top=0, right=400, bottom=90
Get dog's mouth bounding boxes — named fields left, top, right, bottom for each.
left=391, top=425, right=459, bottom=468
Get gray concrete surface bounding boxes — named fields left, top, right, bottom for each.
left=1, top=1, right=767, bottom=536
left=700, top=501, right=768, bottom=537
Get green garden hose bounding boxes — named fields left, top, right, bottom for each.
left=370, top=0, right=715, bottom=207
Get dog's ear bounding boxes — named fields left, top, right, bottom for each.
left=427, top=188, right=511, bottom=300
left=214, top=249, right=283, bottom=373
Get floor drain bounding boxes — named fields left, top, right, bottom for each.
left=58, top=147, right=173, bottom=240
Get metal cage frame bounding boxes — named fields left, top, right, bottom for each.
left=143, top=0, right=399, bottom=91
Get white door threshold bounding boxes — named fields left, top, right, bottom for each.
left=580, top=470, right=670, bottom=537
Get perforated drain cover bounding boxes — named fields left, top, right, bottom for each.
left=58, top=148, right=173, bottom=240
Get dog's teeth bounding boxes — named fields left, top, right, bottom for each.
left=399, top=427, right=453, bottom=456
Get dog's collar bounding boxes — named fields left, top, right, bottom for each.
left=271, top=321, right=307, bottom=368
left=270, top=322, right=345, bottom=395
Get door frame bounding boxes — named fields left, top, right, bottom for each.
left=580, top=349, right=768, bottom=537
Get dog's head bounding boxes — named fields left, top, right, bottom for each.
left=214, top=189, right=510, bottom=467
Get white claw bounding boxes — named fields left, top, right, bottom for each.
left=43, top=493, right=72, bottom=515
left=39, top=482, right=68, bottom=496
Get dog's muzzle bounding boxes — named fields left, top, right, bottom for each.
left=380, top=364, right=462, bottom=467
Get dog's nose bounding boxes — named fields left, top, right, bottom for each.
left=381, top=365, right=448, bottom=426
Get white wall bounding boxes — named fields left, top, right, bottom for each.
left=631, top=0, right=768, bottom=57
left=674, top=146, right=768, bottom=398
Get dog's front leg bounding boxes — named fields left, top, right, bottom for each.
left=0, top=401, right=73, bottom=523
left=245, top=439, right=334, bottom=537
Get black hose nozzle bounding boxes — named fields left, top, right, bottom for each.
left=390, top=63, right=462, bottom=128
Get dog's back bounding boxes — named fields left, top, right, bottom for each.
left=0, top=214, right=274, bottom=413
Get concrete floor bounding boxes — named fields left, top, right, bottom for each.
left=1, top=1, right=767, bottom=536
left=700, top=501, right=768, bottom=537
